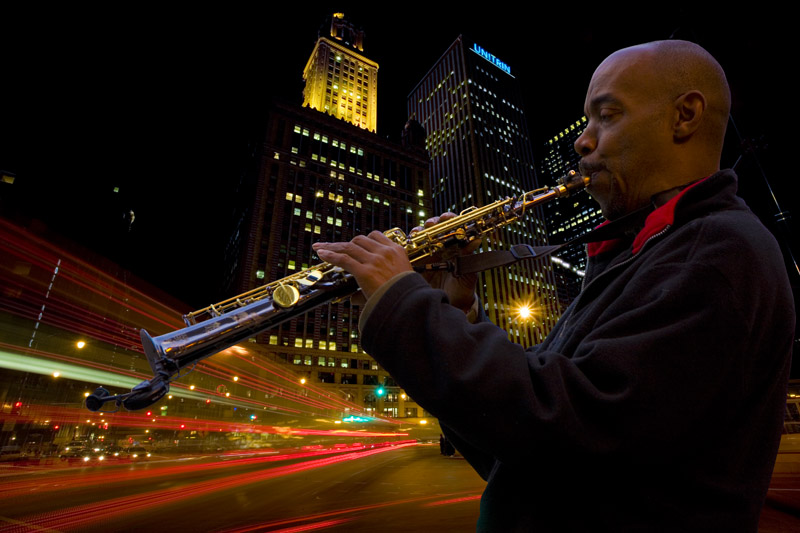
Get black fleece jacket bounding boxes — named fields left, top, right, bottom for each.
left=360, top=170, right=794, bottom=532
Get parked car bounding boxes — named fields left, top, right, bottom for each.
left=103, top=445, right=124, bottom=459
left=124, top=446, right=151, bottom=460
left=59, top=442, right=88, bottom=460
left=79, top=449, right=106, bottom=465
left=0, top=446, right=26, bottom=462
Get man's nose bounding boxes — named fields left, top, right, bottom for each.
left=574, top=127, right=595, bottom=156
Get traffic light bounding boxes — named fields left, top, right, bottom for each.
left=11, top=401, right=21, bottom=414
left=375, top=386, right=385, bottom=397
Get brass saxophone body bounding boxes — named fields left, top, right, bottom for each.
left=85, top=172, right=589, bottom=412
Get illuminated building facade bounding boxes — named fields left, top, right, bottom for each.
left=407, top=36, right=560, bottom=346
left=302, top=13, right=379, bottom=133
left=221, top=14, right=433, bottom=422
left=224, top=99, right=431, bottom=419
left=538, top=117, right=605, bottom=306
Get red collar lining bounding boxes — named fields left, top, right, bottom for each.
left=587, top=177, right=709, bottom=257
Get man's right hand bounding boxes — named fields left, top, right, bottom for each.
left=411, top=212, right=481, bottom=314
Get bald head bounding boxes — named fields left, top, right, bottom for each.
left=607, top=40, right=731, bottom=151
left=576, top=40, right=732, bottom=220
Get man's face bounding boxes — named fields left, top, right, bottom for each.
left=575, top=49, right=675, bottom=220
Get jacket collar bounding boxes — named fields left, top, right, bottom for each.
left=586, top=174, right=716, bottom=258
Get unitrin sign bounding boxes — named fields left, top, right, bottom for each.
left=471, top=43, right=513, bottom=76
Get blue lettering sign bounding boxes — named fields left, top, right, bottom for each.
left=471, top=43, right=512, bottom=76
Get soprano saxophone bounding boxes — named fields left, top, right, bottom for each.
left=85, top=171, right=590, bottom=411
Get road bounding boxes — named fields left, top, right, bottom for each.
left=1, top=443, right=798, bottom=532
left=0, top=443, right=486, bottom=532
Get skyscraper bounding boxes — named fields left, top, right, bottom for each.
left=223, top=15, right=431, bottom=420
left=407, top=36, right=561, bottom=346
left=302, top=13, right=379, bottom=133
left=539, top=117, right=605, bottom=306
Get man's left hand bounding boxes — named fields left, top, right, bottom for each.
left=312, top=231, right=412, bottom=300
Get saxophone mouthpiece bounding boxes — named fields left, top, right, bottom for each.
left=560, top=170, right=591, bottom=191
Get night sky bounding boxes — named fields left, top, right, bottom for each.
left=2, top=6, right=783, bottom=310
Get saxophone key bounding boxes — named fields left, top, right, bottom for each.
left=272, top=282, right=301, bottom=308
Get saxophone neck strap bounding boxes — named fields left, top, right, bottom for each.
left=413, top=204, right=653, bottom=277
left=413, top=244, right=562, bottom=276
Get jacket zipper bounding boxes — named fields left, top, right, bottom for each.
left=557, top=225, right=673, bottom=339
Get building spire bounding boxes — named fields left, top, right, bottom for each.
left=303, top=13, right=379, bottom=132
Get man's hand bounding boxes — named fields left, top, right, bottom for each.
left=312, top=231, right=412, bottom=300
left=411, top=213, right=480, bottom=314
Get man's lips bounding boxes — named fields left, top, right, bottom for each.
left=578, top=161, right=603, bottom=177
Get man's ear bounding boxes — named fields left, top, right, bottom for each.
left=673, top=90, right=706, bottom=142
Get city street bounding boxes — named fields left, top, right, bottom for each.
left=1, top=443, right=799, bottom=532
left=0, top=443, right=486, bottom=532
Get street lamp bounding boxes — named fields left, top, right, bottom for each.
left=513, top=300, right=539, bottom=323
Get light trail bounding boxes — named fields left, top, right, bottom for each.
left=3, top=401, right=407, bottom=450
left=218, top=489, right=482, bottom=533
left=423, top=494, right=483, bottom=506
left=0, top=344, right=362, bottom=420
left=1, top=215, right=402, bottom=427
left=0, top=218, right=185, bottom=331
left=0, top=441, right=415, bottom=497
left=0, top=443, right=418, bottom=532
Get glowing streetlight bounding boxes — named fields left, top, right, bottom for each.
left=514, top=301, right=538, bottom=322
left=76, top=341, right=86, bottom=349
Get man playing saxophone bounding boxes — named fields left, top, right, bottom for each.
left=312, top=40, right=794, bottom=532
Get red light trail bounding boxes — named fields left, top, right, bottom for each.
left=0, top=441, right=416, bottom=497
left=0, top=442, right=419, bottom=532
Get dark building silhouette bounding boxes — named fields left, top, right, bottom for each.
left=407, top=35, right=560, bottom=346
